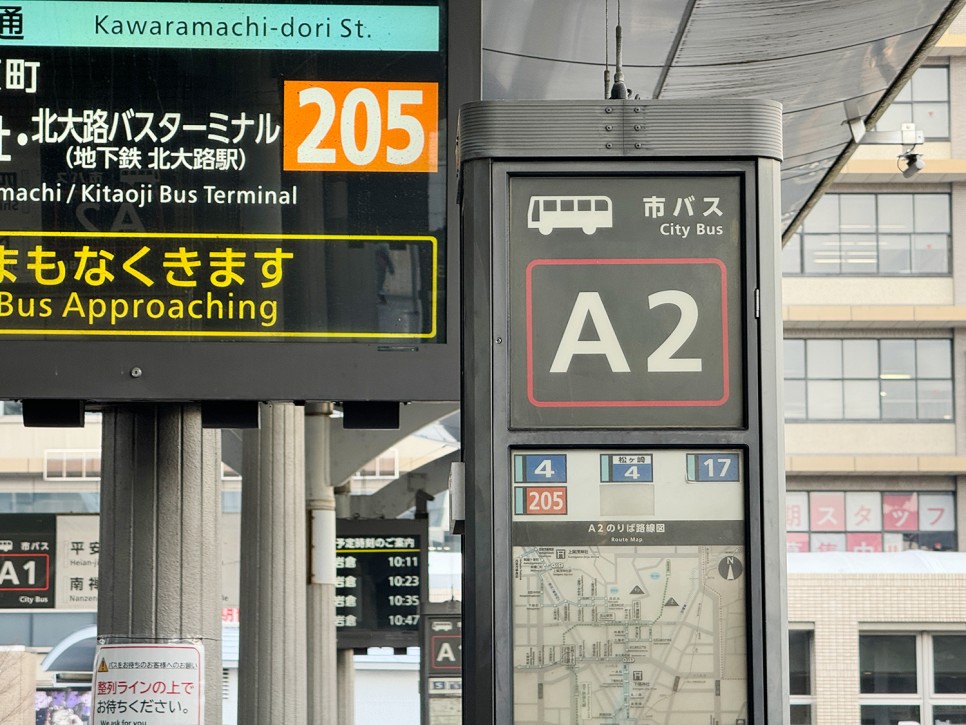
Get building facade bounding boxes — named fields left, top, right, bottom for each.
left=782, top=15, right=966, bottom=725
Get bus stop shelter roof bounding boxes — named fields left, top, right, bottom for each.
left=481, top=0, right=966, bottom=240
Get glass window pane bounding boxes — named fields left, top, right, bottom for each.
left=919, top=531, right=956, bottom=551
left=841, top=234, right=878, bottom=273
left=914, top=102, right=950, bottom=139
left=845, top=381, right=881, bottom=419
left=914, top=195, right=950, bottom=233
left=808, top=381, right=843, bottom=419
left=28, top=612, right=97, bottom=648
left=789, top=630, right=812, bottom=695
left=912, top=66, right=948, bottom=101
left=785, top=381, right=807, bottom=420
left=859, top=704, right=920, bottom=725
left=912, top=234, right=950, bottom=273
left=843, top=340, right=879, bottom=378
left=840, top=195, right=876, bottom=231
left=789, top=704, right=812, bottom=725
left=1, top=401, right=21, bottom=416
left=916, top=339, right=951, bottom=378
left=803, top=194, right=839, bottom=233
left=803, top=234, right=841, bottom=274
left=934, top=635, right=966, bottom=693
left=785, top=340, right=806, bottom=378
left=807, top=340, right=842, bottom=378
left=879, top=196, right=914, bottom=234
left=881, top=380, right=917, bottom=420
left=933, top=705, right=966, bottom=724
left=917, top=380, right=953, bottom=420
left=783, top=234, right=802, bottom=275
left=0, top=613, right=31, bottom=644
left=881, top=340, right=916, bottom=378
left=875, top=103, right=912, bottom=132
left=879, top=235, right=912, bottom=273
left=859, top=635, right=918, bottom=694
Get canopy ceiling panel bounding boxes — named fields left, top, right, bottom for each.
left=481, top=0, right=965, bottom=239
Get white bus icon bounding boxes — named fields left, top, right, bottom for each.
left=528, top=195, right=613, bottom=235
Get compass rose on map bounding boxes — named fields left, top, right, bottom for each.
left=719, top=555, right=744, bottom=580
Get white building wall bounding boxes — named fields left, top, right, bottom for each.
left=784, top=423, right=957, bottom=456
left=788, top=568, right=966, bottom=725
left=354, top=656, right=421, bottom=725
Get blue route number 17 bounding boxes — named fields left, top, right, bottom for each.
left=694, top=453, right=740, bottom=482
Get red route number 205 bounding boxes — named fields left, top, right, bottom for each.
left=283, top=80, right=439, bottom=173
left=522, top=486, right=568, bottom=515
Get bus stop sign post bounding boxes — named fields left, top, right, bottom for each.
left=458, top=99, right=787, bottom=724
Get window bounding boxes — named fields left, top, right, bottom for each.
left=43, top=449, right=101, bottom=481
left=783, top=193, right=951, bottom=276
left=790, top=629, right=814, bottom=724
left=784, top=338, right=953, bottom=421
left=875, top=66, right=950, bottom=140
left=354, top=448, right=400, bottom=480
left=786, top=490, right=956, bottom=553
left=860, top=633, right=966, bottom=725
left=0, top=401, right=22, bottom=416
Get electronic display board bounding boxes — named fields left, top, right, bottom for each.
left=335, top=517, right=427, bottom=648
left=0, top=0, right=458, bottom=402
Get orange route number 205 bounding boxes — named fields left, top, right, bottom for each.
left=283, top=81, right=438, bottom=173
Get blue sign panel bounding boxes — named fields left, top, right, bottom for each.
left=600, top=454, right=653, bottom=482
left=514, top=454, right=567, bottom=483
left=689, top=453, right=741, bottom=482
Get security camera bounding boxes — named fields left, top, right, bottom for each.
left=901, top=152, right=924, bottom=178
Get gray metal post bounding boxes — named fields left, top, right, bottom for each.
left=98, top=404, right=222, bottom=724
left=305, top=403, right=338, bottom=723
left=238, top=403, right=307, bottom=724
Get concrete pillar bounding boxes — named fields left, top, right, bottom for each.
left=334, top=482, right=356, bottom=722
left=337, top=647, right=356, bottom=724
left=98, top=404, right=221, bottom=724
left=237, top=402, right=307, bottom=724
left=305, top=403, right=338, bottom=723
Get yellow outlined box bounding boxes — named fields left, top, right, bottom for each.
left=0, top=230, right=438, bottom=339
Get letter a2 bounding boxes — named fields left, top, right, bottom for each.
left=549, top=292, right=630, bottom=373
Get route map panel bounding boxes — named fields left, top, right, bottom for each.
left=511, top=448, right=749, bottom=724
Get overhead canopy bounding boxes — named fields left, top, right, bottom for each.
left=481, top=0, right=966, bottom=239
left=40, top=625, right=96, bottom=674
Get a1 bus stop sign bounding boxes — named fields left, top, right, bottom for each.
left=458, top=100, right=787, bottom=725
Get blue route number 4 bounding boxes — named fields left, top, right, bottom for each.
left=520, top=454, right=568, bottom=483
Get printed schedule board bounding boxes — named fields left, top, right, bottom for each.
left=511, top=448, right=747, bottom=723
left=0, top=0, right=457, bottom=402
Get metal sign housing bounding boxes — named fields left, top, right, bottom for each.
left=458, top=99, right=787, bottom=724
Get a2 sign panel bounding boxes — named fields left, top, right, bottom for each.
left=508, top=175, right=747, bottom=429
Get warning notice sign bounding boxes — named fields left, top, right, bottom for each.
left=91, top=643, right=204, bottom=725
